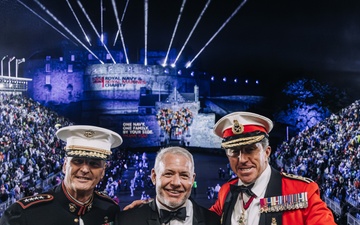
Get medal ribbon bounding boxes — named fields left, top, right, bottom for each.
left=242, top=194, right=256, bottom=210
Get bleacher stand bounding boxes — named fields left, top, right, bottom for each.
left=273, top=100, right=360, bottom=224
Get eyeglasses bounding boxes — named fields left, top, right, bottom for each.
left=224, top=144, right=260, bottom=157
left=225, top=148, right=241, bottom=157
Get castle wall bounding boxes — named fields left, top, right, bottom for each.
left=27, top=61, right=248, bottom=149
left=30, top=62, right=207, bottom=103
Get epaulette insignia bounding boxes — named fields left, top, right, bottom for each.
left=281, top=172, right=313, bottom=183
left=95, top=191, right=118, bottom=205
left=16, top=194, right=54, bottom=209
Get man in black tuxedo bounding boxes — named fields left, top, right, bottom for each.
left=116, top=146, right=220, bottom=225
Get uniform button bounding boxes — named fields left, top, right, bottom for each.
left=74, top=218, right=79, bottom=223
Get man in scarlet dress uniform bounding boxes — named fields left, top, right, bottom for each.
left=210, top=112, right=336, bottom=225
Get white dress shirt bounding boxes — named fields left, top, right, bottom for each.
left=231, top=165, right=271, bottom=225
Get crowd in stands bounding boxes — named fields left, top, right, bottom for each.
left=272, top=100, right=360, bottom=221
left=0, top=93, right=73, bottom=202
left=100, top=150, right=152, bottom=200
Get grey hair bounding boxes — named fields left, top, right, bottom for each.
left=154, top=146, right=195, bottom=175
left=260, top=136, right=270, bottom=148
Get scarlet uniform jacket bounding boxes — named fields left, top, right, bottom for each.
left=116, top=197, right=221, bottom=225
left=0, top=182, right=119, bottom=225
left=209, top=167, right=336, bottom=225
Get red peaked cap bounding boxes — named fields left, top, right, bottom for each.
left=213, top=112, right=273, bottom=148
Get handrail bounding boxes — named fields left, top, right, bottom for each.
left=323, top=196, right=342, bottom=216
left=347, top=213, right=360, bottom=225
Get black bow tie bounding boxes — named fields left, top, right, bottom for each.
left=230, top=183, right=255, bottom=197
left=160, top=207, right=186, bottom=224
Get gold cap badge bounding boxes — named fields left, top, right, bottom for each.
left=231, top=119, right=244, bottom=134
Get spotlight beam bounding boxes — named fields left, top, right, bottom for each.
left=173, top=0, right=211, bottom=66
left=113, top=0, right=130, bottom=47
left=17, top=0, right=77, bottom=46
left=101, top=0, right=104, bottom=42
left=163, top=0, right=187, bottom=66
left=187, top=0, right=247, bottom=67
left=77, top=0, right=116, bottom=64
left=31, top=0, right=104, bottom=64
left=111, top=0, right=130, bottom=64
left=65, top=0, right=91, bottom=46
left=144, top=0, right=148, bottom=65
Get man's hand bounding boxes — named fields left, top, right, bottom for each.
left=122, top=198, right=153, bottom=211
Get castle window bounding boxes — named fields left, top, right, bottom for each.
left=46, top=75, right=50, bottom=85
left=45, top=63, right=51, bottom=72
left=68, top=64, right=73, bottom=73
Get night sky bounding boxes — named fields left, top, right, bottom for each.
left=1, top=0, right=360, bottom=98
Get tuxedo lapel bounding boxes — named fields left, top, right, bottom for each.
left=190, top=198, right=205, bottom=225
left=147, top=200, right=162, bottom=225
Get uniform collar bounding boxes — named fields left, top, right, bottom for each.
left=237, top=164, right=271, bottom=198
left=60, top=182, right=94, bottom=216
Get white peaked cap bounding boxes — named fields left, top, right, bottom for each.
left=56, top=125, right=123, bottom=160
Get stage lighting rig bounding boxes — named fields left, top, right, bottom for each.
left=1, top=55, right=8, bottom=76
left=8, top=56, right=15, bottom=77
left=16, top=58, right=26, bottom=77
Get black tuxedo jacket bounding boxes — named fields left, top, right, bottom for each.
left=116, top=198, right=220, bottom=225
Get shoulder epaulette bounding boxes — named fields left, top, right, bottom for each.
left=16, top=194, right=54, bottom=209
left=95, top=191, right=118, bottom=205
left=281, top=172, right=313, bottom=183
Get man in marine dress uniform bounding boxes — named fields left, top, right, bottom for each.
left=0, top=125, right=123, bottom=225
left=116, top=146, right=220, bottom=225
left=209, top=112, right=336, bottom=225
